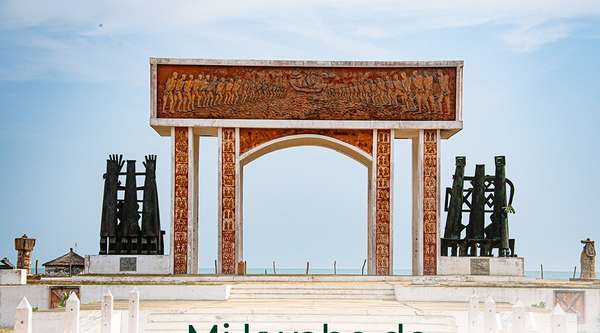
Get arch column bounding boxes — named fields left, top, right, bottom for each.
left=218, top=127, right=241, bottom=274
left=171, top=127, right=198, bottom=274
left=373, top=129, right=393, bottom=275
left=411, top=129, right=440, bottom=275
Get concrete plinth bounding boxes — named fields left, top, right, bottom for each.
left=0, top=269, right=26, bottom=285
left=84, top=255, right=171, bottom=275
left=438, top=256, right=524, bottom=276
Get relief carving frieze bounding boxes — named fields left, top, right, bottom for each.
left=157, top=65, right=456, bottom=121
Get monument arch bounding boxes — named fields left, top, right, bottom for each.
left=150, top=58, right=464, bottom=275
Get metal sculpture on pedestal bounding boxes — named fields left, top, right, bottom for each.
left=99, top=154, right=164, bottom=255
left=441, top=156, right=516, bottom=257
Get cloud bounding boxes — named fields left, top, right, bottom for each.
left=502, top=22, right=570, bottom=52
left=0, top=0, right=599, bottom=82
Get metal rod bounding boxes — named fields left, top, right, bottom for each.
left=334, top=260, right=337, bottom=275
left=272, top=261, right=276, bottom=275
left=573, top=266, right=577, bottom=279
left=35, top=260, right=38, bottom=275
left=540, top=264, right=544, bottom=279
left=214, top=260, right=217, bottom=274
left=306, top=261, right=309, bottom=275
left=361, top=259, right=367, bottom=275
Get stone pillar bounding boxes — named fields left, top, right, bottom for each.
left=14, top=235, right=35, bottom=272
left=219, top=127, right=239, bottom=274
left=374, top=129, right=393, bottom=275
left=412, top=129, right=440, bottom=275
left=171, top=127, right=198, bottom=274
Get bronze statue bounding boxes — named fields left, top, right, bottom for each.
left=442, top=156, right=516, bottom=257
left=99, top=155, right=164, bottom=255
left=580, top=238, right=596, bottom=279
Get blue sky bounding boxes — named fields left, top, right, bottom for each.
left=1, top=1, right=599, bottom=272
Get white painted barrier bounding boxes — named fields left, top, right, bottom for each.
left=128, top=289, right=139, bottom=333
left=64, top=292, right=80, bottom=333
left=551, top=304, right=567, bottom=333
left=484, top=296, right=499, bottom=333
left=468, top=293, right=479, bottom=333
left=101, top=290, right=114, bottom=333
left=510, top=300, right=526, bottom=333
left=14, top=297, right=32, bottom=333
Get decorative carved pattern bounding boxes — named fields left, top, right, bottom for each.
left=555, top=290, right=586, bottom=322
left=423, top=130, right=438, bottom=275
left=173, top=127, right=189, bottom=274
left=375, top=130, right=391, bottom=275
left=221, top=128, right=237, bottom=274
left=157, top=65, right=456, bottom=121
left=239, top=128, right=373, bottom=156
left=49, top=286, right=80, bottom=309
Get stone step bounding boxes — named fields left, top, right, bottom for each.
left=230, top=293, right=396, bottom=300
left=229, top=283, right=395, bottom=300
left=146, top=313, right=454, bottom=324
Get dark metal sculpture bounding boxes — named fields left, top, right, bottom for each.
left=99, top=155, right=165, bottom=255
left=441, top=156, right=516, bottom=257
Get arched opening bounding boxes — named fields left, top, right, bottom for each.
left=240, top=135, right=372, bottom=274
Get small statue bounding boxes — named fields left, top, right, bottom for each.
left=580, top=238, right=596, bottom=279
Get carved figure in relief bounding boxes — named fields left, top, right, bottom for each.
left=580, top=238, right=596, bottom=280
left=438, top=70, right=451, bottom=114
left=413, top=71, right=425, bottom=113
left=173, top=73, right=187, bottom=112
left=162, top=72, right=178, bottom=113
left=289, top=71, right=329, bottom=93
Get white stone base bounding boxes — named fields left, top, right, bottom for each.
left=0, top=269, right=26, bottom=285
left=438, top=256, right=524, bottom=276
left=84, top=255, right=171, bottom=275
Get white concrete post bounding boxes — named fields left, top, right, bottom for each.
left=14, top=297, right=32, bottom=333
left=64, top=292, right=80, bottom=333
left=468, top=293, right=479, bottom=333
left=511, top=300, right=526, bottom=333
left=128, top=289, right=140, bottom=333
left=101, top=290, right=114, bottom=333
left=551, top=304, right=567, bottom=333
left=484, top=296, right=498, bottom=333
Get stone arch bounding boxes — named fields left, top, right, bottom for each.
left=240, top=133, right=372, bottom=168
left=236, top=131, right=376, bottom=273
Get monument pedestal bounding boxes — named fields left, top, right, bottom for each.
left=84, top=255, right=171, bottom=275
left=438, top=256, right=524, bottom=276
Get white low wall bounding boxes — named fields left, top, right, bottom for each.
left=78, top=284, right=231, bottom=304
left=0, top=284, right=229, bottom=327
left=394, top=285, right=600, bottom=333
left=85, top=255, right=171, bottom=275
left=32, top=310, right=124, bottom=333
left=0, top=285, right=49, bottom=327
left=0, top=269, right=26, bottom=285
left=438, top=256, right=524, bottom=276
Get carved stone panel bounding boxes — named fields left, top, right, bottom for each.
left=555, top=290, right=585, bottom=322
left=470, top=258, right=490, bottom=275
left=239, top=128, right=373, bottom=156
left=375, top=130, right=392, bottom=275
left=49, top=286, right=80, bottom=309
left=119, top=257, right=137, bottom=272
left=423, top=130, right=438, bottom=275
left=221, top=128, right=237, bottom=274
left=156, top=65, right=457, bottom=121
left=173, top=127, right=189, bottom=274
